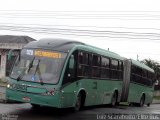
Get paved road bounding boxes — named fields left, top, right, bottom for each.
left=0, top=103, right=160, bottom=120
left=0, top=86, right=6, bottom=100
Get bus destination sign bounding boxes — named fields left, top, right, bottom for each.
left=34, top=50, right=61, bottom=58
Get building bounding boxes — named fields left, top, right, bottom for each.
left=0, top=35, right=36, bottom=79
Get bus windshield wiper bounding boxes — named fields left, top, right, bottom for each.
left=17, top=57, right=35, bottom=81
left=34, top=59, right=44, bottom=85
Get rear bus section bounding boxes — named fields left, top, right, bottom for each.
left=122, top=59, right=155, bottom=107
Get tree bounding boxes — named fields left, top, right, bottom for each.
left=141, top=59, right=160, bottom=79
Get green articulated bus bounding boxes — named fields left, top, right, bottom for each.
left=6, top=38, right=155, bottom=111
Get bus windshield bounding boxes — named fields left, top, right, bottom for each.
left=10, top=49, right=67, bottom=84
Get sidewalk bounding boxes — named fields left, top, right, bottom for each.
left=152, top=99, right=160, bottom=104
left=0, top=86, right=6, bottom=102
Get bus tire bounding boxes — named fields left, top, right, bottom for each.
left=73, top=93, right=82, bottom=112
left=139, top=95, right=145, bottom=107
left=110, top=92, right=117, bottom=107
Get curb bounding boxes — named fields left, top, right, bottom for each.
left=152, top=99, right=160, bottom=104
left=0, top=85, right=7, bottom=87
left=0, top=86, right=6, bottom=103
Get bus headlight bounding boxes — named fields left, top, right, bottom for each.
left=7, top=84, right=11, bottom=88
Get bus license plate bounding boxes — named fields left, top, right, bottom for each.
left=22, top=97, right=30, bottom=102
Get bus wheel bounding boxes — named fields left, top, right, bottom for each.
left=74, top=94, right=82, bottom=111
left=139, top=95, right=145, bottom=107
left=111, top=92, right=117, bottom=107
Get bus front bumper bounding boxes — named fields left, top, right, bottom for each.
left=6, top=88, right=61, bottom=108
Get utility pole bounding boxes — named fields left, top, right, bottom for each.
left=137, top=54, right=139, bottom=61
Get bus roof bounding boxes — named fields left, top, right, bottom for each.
left=24, top=38, right=124, bottom=60
left=24, top=38, right=154, bottom=71
left=131, top=59, right=154, bottom=73
left=74, top=44, right=124, bottom=60
left=23, top=38, right=85, bottom=52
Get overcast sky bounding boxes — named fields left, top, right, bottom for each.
left=0, top=0, right=160, bottom=62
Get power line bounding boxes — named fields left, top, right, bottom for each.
left=1, top=23, right=160, bottom=37
left=1, top=10, right=160, bottom=15
left=120, top=52, right=160, bottom=55
left=2, top=12, right=160, bottom=17
left=1, top=22, right=160, bottom=33
left=2, top=27, right=159, bottom=57
left=0, top=25, right=159, bottom=38
left=1, top=10, right=160, bottom=12
left=1, top=16, right=160, bottom=20
left=1, top=25, right=160, bottom=41
left=1, top=11, right=160, bottom=20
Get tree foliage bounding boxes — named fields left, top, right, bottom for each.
left=141, top=59, right=160, bottom=79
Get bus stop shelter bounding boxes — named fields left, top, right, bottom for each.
left=0, top=35, right=36, bottom=80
